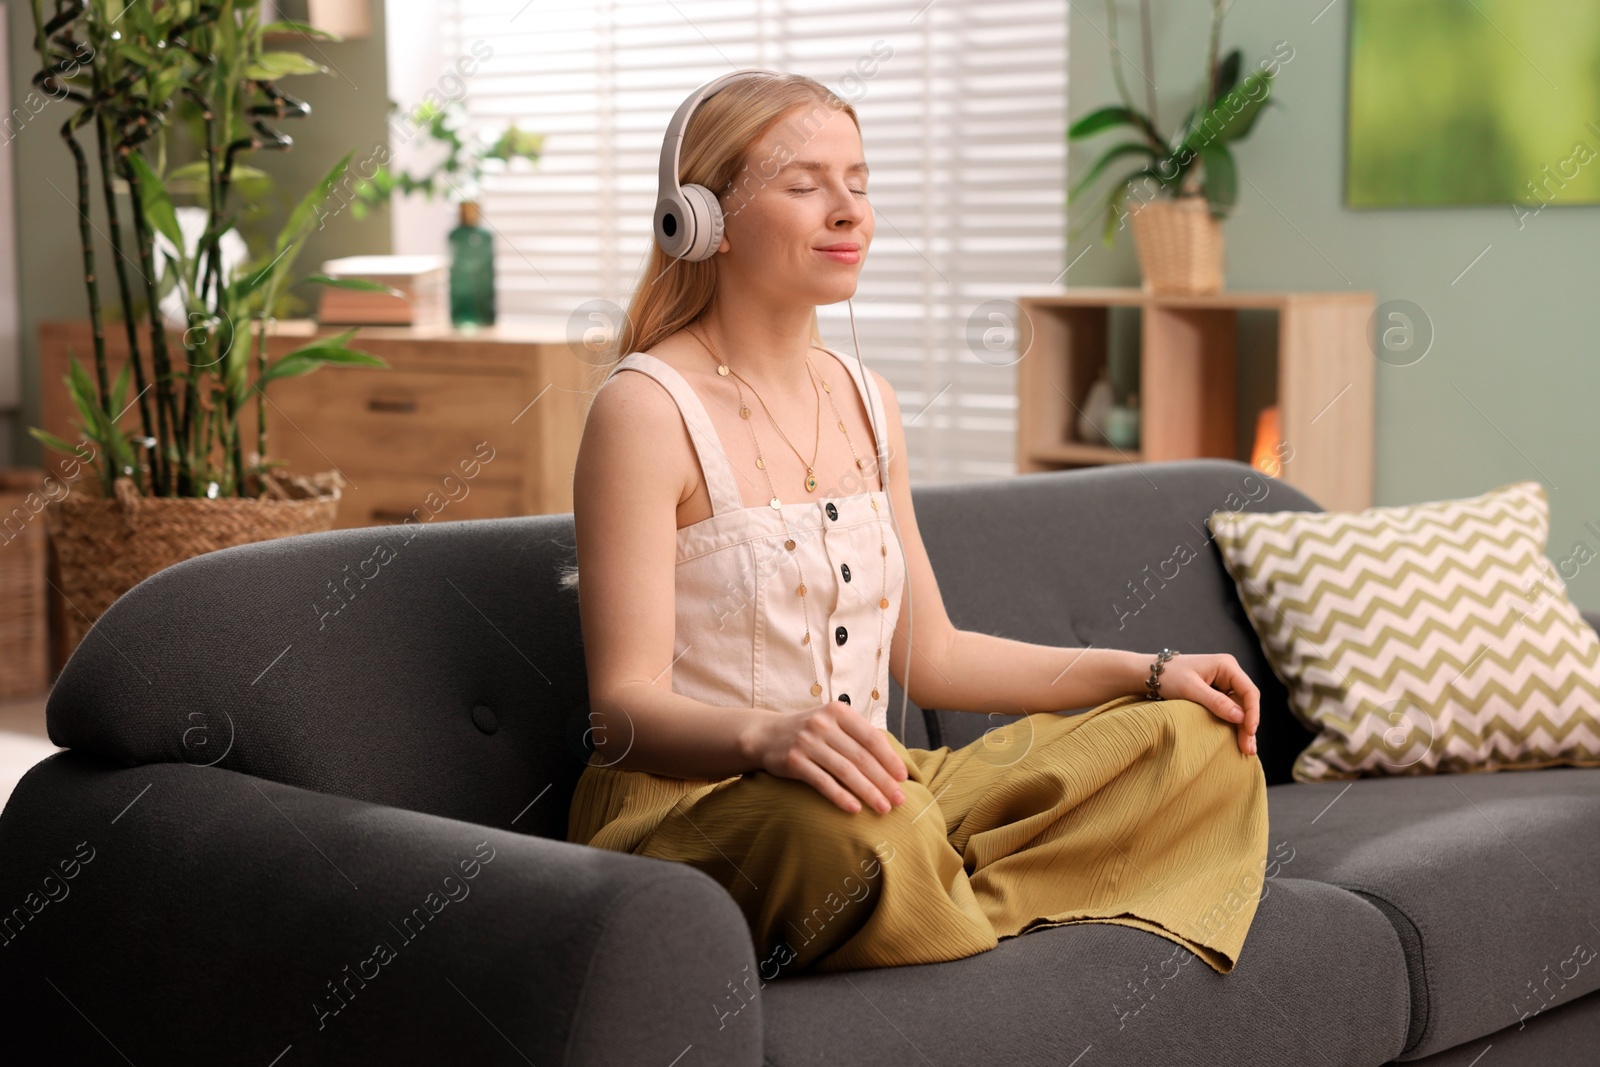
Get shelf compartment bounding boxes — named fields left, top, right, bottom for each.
left=1141, top=305, right=1237, bottom=463
left=1013, top=288, right=1375, bottom=511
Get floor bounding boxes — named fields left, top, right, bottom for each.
left=0, top=688, right=66, bottom=813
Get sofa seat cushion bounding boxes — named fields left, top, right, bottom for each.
left=1265, top=768, right=1600, bottom=1060
left=761, top=877, right=1408, bottom=1066
left=1397, top=989, right=1600, bottom=1067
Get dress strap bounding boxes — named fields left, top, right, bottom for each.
left=820, top=347, right=891, bottom=489
left=606, top=352, right=746, bottom=516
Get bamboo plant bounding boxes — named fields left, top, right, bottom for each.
left=27, top=0, right=391, bottom=500
left=1068, top=0, right=1279, bottom=246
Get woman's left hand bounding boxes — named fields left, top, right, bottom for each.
left=1151, top=652, right=1260, bottom=756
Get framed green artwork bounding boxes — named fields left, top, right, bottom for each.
left=1346, top=0, right=1600, bottom=210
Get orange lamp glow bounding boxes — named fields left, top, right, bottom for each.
left=1251, top=405, right=1283, bottom=477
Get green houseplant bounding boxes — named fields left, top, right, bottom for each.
left=1067, top=0, right=1285, bottom=293
left=347, top=98, right=544, bottom=326
left=347, top=97, right=545, bottom=216
left=26, top=0, right=393, bottom=653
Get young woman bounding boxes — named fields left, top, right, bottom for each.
left=565, top=71, right=1270, bottom=979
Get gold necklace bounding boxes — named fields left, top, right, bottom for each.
left=690, top=324, right=893, bottom=706
left=690, top=325, right=824, bottom=494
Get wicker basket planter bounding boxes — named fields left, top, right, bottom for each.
left=1128, top=196, right=1226, bottom=295
left=0, top=470, right=52, bottom=698
left=44, top=470, right=344, bottom=659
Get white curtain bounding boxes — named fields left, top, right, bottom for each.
left=393, top=0, right=1068, bottom=482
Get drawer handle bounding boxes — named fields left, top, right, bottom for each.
left=368, top=397, right=417, bottom=413
left=370, top=509, right=416, bottom=523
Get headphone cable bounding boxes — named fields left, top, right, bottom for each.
left=846, top=297, right=915, bottom=742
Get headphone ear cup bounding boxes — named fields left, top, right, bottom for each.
left=678, top=183, right=725, bottom=262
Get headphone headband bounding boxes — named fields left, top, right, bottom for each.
left=654, top=68, right=777, bottom=262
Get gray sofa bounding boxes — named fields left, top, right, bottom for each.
left=2, top=457, right=1596, bottom=1065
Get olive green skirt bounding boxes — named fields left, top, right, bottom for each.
left=566, top=694, right=1269, bottom=977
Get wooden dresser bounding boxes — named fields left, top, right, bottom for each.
left=37, top=319, right=595, bottom=528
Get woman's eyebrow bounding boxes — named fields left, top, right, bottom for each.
left=779, top=160, right=870, bottom=176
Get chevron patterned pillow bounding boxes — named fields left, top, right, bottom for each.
left=1207, top=480, right=1600, bottom=782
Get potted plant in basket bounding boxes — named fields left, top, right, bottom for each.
left=1067, top=0, right=1285, bottom=294
left=27, top=0, right=394, bottom=654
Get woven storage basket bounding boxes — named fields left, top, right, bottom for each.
left=0, top=469, right=52, bottom=699
left=1128, top=195, right=1225, bottom=295
left=43, top=469, right=344, bottom=660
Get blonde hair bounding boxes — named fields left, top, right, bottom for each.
left=560, top=73, right=863, bottom=593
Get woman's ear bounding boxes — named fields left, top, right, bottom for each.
left=718, top=232, right=731, bottom=253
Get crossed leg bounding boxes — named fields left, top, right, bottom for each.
left=633, top=694, right=1268, bottom=976
left=920, top=695, right=1269, bottom=973
left=633, top=761, right=1000, bottom=976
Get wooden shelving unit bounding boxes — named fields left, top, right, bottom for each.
left=1014, top=287, right=1375, bottom=512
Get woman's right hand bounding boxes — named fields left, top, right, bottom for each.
left=745, top=700, right=910, bottom=814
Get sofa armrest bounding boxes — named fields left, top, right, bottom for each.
left=1583, top=609, right=1600, bottom=637
left=0, top=751, right=762, bottom=1066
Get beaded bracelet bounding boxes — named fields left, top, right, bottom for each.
left=1146, top=647, right=1180, bottom=700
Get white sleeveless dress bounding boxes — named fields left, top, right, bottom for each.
left=602, top=347, right=908, bottom=731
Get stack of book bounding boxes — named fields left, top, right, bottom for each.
left=317, top=255, right=448, bottom=327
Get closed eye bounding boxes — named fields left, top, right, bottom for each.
left=789, top=186, right=870, bottom=196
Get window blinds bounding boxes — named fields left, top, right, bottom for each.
left=412, top=0, right=1067, bottom=483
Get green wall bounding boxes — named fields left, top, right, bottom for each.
left=1068, top=0, right=1600, bottom=612
left=4, top=2, right=392, bottom=467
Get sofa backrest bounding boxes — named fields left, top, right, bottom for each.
left=907, top=458, right=1319, bottom=783
left=45, top=458, right=1323, bottom=839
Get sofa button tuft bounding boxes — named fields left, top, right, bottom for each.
left=472, top=705, right=499, bottom=735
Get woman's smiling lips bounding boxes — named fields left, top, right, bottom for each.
left=814, top=242, right=861, bottom=264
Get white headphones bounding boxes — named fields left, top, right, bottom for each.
left=653, top=69, right=918, bottom=738
left=653, top=68, right=777, bottom=262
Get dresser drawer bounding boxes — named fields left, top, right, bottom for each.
left=267, top=366, right=528, bottom=476
left=326, top=467, right=524, bottom=530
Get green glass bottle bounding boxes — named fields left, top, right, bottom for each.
left=449, top=200, right=496, bottom=327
